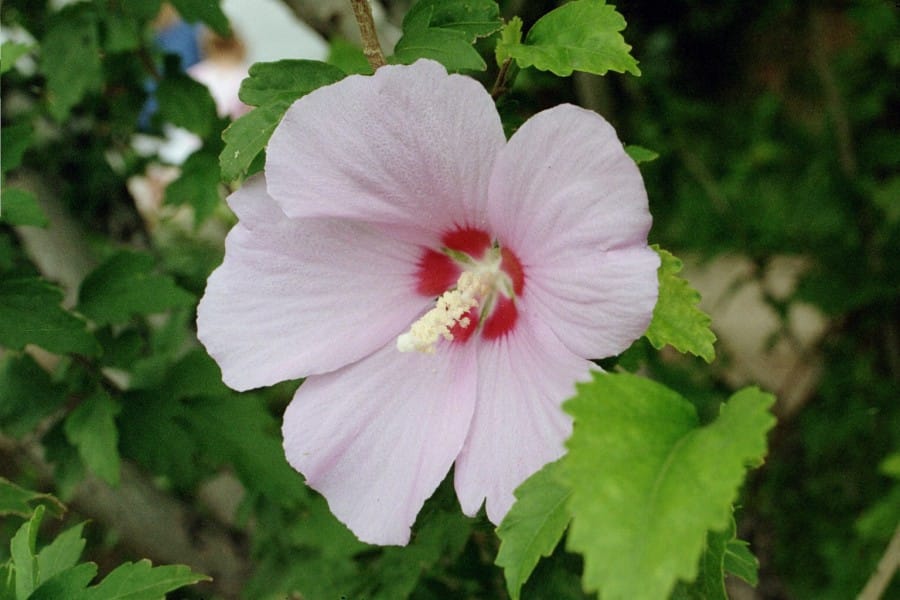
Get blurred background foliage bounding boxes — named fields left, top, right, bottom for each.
left=1, top=0, right=898, bottom=598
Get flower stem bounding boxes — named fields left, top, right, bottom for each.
left=349, top=0, right=386, bottom=71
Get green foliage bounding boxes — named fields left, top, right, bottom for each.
left=76, top=251, right=194, bottom=326
left=0, top=479, right=65, bottom=519
left=168, top=0, right=230, bottom=36
left=645, top=247, right=717, bottom=363
left=0, top=188, right=48, bottom=227
left=563, top=374, right=774, bottom=599
left=220, top=60, right=345, bottom=181
left=392, top=0, right=498, bottom=71
left=5, top=505, right=208, bottom=599
left=63, top=389, right=121, bottom=486
left=0, top=41, right=30, bottom=74
left=495, top=460, right=571, bottom=600
left=0, top=277, right=99, bottom=356
left=1, top=122, right=33, bottom=175
left=0, top=354, right=67, bottom=438
left=625, top=144, right=660, bottom=164
left=672, top=516, right=758, bottom=599
left=155, top=73, right=220, bottom=140
left=164, top=149, right=223, bottom=222
left=496, top=0, right=639, bottom=77
left=40, top=4, right=103, bottom=120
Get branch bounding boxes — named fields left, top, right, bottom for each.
left=349, top=0, right=386, bottom=70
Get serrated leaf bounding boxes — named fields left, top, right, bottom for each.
left=0, top=277, right=99, bottom=356
left=40, top=6, right=103, bottom=120
left=0, top=353, right=67, bottom=438
left=625, top=144, right=659, bottom=164
left=63, top=389, right=121, bottom=486
left=1, top=121, right=33, bottom=175
left=1, top=187, right=48, bottom=227
left=497, top=0, right=639, bottom=77
left=496, top=460, right=571, bottom=600
left=645, top=246, right=717, bottom=362
left=220, top=60, right=345, bottom=181
left=671, top=518, right=734, bottom=600
left=82, top=560, right=209, bottom=600
left=29, top=563, right=98, bottom=600
left=724, top=536, right=759, bottom=586
left=237, top=60, right=346, bottom=108
left=156, top=73, right=219, bottom=139
left=0, top=478, right=65, bottom=519
left=36, top=523, right=87, bottom=586
left=169, top=0, right=230, bottom=36
left=563, top=373, right=775, bottom=600
left=10, top=504, right=44, bottom=600
left=402, top=0, right=502, bottom=42
left=77, top=251, right=194, bottom=326
left=1, top=41, right=31, bottom=74
left=164, top=149, right=222, bottom=223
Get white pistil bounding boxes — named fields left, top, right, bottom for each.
left=397, top=271, right=491, bottom=354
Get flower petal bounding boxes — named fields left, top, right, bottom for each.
left=196, top=176, right=428, bottom=391
left=526, top=245, right=660, bottom=360
left=266, top=59, right=505, bottom=234
left=454, top=312, right=595, bottom=523
left=487, top=103, right=652, bottom=258
left=486, top=104, right=659, bottom=358
left=283, top=342, right=477, bottom=545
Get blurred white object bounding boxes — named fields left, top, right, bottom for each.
left=221, top=0, right=327, bottom=64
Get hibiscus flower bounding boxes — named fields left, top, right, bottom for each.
left=197, top=59, right=659, bottom=545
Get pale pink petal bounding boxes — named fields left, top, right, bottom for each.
left=454, top=312, right=595, bottom=523
left=525, top=245, right=660, bottom=360
left=266, top=59, right=505, bottom=234
left=196, top=177, right=428, bottom=391
left=486, top=104, right=659, bottom=358
left=487, top=104, right=652, bottom=261
left=283, top=342, right=477, bottom=545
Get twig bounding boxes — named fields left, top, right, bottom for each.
left=858, top=523, right=900, bottom=600
left=491, top=58, right=513, bottom=99
left=349, top=0, right=386, bottom=71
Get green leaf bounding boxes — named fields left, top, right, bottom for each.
left=63, top=389, right=121, bottom=486
left=40, top=6, right=103, bottom=120
left=155, top=74, right=219, bottom=139
left=1, top=121, right=34, bottom=175
left=563, top=373, right=775, bottom=600
left=237, top=60, right=346, bottom=108
left=10, top=504, right=44, bottom=600
left=77, top=251, right=194, bottom=326
left=496, top=460, right=572, bottom=600
left=82, top=560, right=209, bottom=600
left=102, top=13, right=141, bottom=53
left=36, top=523, right=87, bottom=586
left=0, top=277, right=99, bottom=356
left=0, top=353, right=67, bottom=438
left=169, top=0, right=230, bottom=36
left=327, top=38, right=373, bottom=75
left=625, top=144, right=659, bottom=164
left=393, top=27, right=486, bottom=71
left=645, top=247, right=717, bottom=362
left=29, top=563, right=97, bottom=600
left=1, top=41, right=31, bottom=74
left=1, top=188, right=48, bottom=227
left=724, top=536, right=759, bottom=586
left=496, top=0, right=640, bottom=77
left=164, top=150, right=222, bottom=223
left=0, top=478, right=65, bottom=519
left=671, top=518, right=736, bottom=600
left=402, top=0, right=502, bottom=42
left=220, top=60, right=345, bottom=181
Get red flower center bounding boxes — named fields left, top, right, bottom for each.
left=414, top=227, right=525, bottom=344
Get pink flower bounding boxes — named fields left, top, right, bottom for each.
left=197, top=59, right=659, bottom=545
